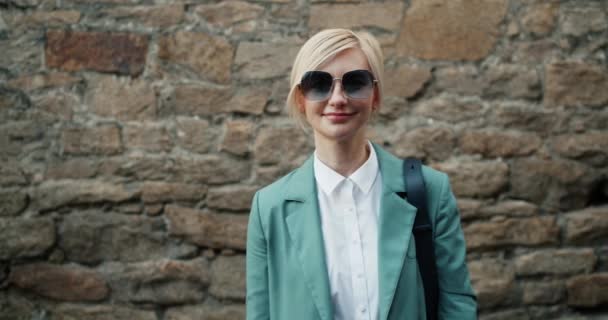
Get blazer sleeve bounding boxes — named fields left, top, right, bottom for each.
left=246, top=192, right=270, bottom=320
left=434, top=174, right=478, bottom=320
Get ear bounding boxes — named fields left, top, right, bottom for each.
left=295, top=87, right=306, bottom=114
left=372, top=85, right=381, bottom=112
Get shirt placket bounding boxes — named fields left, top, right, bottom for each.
left=344, top=179, right=371, bottom=320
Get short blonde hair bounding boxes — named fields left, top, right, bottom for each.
left=286, top=29, right=385, bottom=128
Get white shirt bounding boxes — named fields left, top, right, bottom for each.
left=313, top=142, right=382, bottom=320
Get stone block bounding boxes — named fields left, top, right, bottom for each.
left=544, top=61, right=608, bottom=108
left=567, top=273, right=608, bottom=307
left=124, top=122, right=172, bottom=152
left=434, top=66, right=483, bottom=96
left=479, top=309, right=529, bottom=320
left=59, top=211, right=196, bottom=264
left=464, top=217, right=559, bottom=251
left=384, top=65, right=431, bottom=98
left=431, top=160, right=509, bottom=198
left=141, top=181, right=206, bottom=203
left=166, top=304, right=245, bottom=320
left=0, top=190, right=27, bottom=216
left=46, top=30, right=148, bottom=76
left=478, top=200, right=538, bottom=218
left=491, top=102, right=557, bottom=134
left=158, top=31, right=232, bottom=84
left=0, top=217, right=55, bottom=260
left=551, top=133, right=608, bottom=167
left=227, top=87, right=271, bottom=115
left=45, top=158, right=97, bottom=180
left=100, top=258, right=209, bottom=304
left=522, top=281, right=564, bottom=305
left=520, top=2, right=559, bottom=36
left=254, top=126, right=312, bottom=168
left=515, top=248, right=597, bottom=276
left=457, top=198, right=485, bottom=220
left=32, top=180, right=139, bottom=211
left=459, top=130, right=541, bottom=158
left=33, top=92, right=77, bottom=121
left=469, top=258, right=516, bottom=309
left=482, top=64, right=540, bottom=100
left=99, top=154, right=170, bottom=181
left=173, top=155, right=251, bottom=185
left=61, top=124, right=123, bottom=155
left=221, top=120, right=254, bottom=156
left=0, top=162, right=27, bottom=187
left=235, top=40, right=301, bottom=79
left=309, top=3, right=404, bottom=31
left=397, top=0, right=508, bottom=61
left=7, top=72, right=83, bottom=92
left=175, top=117, right=214, bottom=153
left=51, top=304, right=156, bottom=320
left=169, top=84, right=232, bottom=116
left=393, top=126, right=455, bottom=161
left=194, top=1, right=264, bottom=28
left=564, top=206, right=608, bottom=244
left=165, top=205, right=248, bottom=250
left=88, top=76, right=156, bottom=121
left=9, top=263, right=108, bottom=301
left=100, top=4, right=184, bottom=28
left=207, top=185, right=257, bottom=211
left=413, top=96, right=484, bottom=123
left=209, top=255, right=246, bottom=300
left=561, top=6, right=608, bottom=37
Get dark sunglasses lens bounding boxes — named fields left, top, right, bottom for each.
left=343, top=70, right=374, bottom=99
left=300, top=71, right=333, bottom=101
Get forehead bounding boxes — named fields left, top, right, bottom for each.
left=316, top=47, right=370, bottom=76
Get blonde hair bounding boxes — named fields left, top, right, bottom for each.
left=286, top=29, right=385, bottom=128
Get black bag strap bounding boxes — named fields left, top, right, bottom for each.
left=404, top=158, right=439, bottom=320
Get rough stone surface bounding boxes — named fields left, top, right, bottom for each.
left=45, top=158, right=98, bottom=180
left=478, top=200, right=538, bottom=218
left=561, top=6, right=608, bottom=37
left=61, top=124, right=123, bottom=155
left=551, top=133, right=608, bottom=167
left=0, top=218, right=55, bottom=260
left=221, top=120, right=254, bottom=156
left=309, top=3, right=404, bottom=31
left=207, top=186, right=257, bottom=211
left=124, top=122, right=172, bottom=152
left=521, top=2, right=559, bottom=36
left=166, top=205, right=248, bottom=250
left=158, top=31, right=233, bottom=84
left=432, top=161, right=509, bottom=197
left=141, top=181, right=206, bottom=203
left=434, top=66, right=483, bottom=96
left=464, top=217, right=559, bottom=251
left=384, top=65, right=432, bottom=98
left=9, top=263, right=109, bottom=301
left=209, top=255, right=246, bottom=300
left=7, top=72, right=83, bottom=92
left=100, top=258, right=209, bottom=304
left=510, top=158, right=591, bottom=211
left=88, top=76, right=156, bottom=121
left=564, top=206, right=608, bottom=244
left=166, top=304, right=246, bottom=320
left=32, top=180, right=139, bottom=211
left=0, top=190, right=27, bottom=216
left=566, top=273, right=608, bottom=307
left=544, top=62, right=608, bottom=108
left=459, top=130, right=541, bottom=158
left=393, top=126, right=455, bottom=161
left=522, top=281, right=564, bottom=305
left=8, top=10, right=81, bottom=28
left=491, top=102, right=557, bottom=134
left=173, top=155, right=251, bottom=185
left=194, top=1, right=264, bottom=29
left=175, top=117, right=214, bottom=153
left=515, top=249, right=597, bottom=276
left=469, top=258, right=515, bottom=309
left=46, top=30, right=148, bottom=76
left=59, top=211, right=196, bottom=264
left=397, top=0, right=508, bottom=61
left=169, top=84, right=232, bottom=116
left=414, top=96, right=484, bottom=123
left=235, top=40, right=301, bottom=79
left=100, top=5, right=184, bottom=28
left=482, top=64, right=540, bottom=100
left=51, top=304, right=156, bottom=320
left=254, top=126, right=312, bottom=169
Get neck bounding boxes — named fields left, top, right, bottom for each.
left=314, top=133, right=370, bottom=177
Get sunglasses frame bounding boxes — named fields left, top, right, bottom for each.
left=298, top=69, right=378, bottom=101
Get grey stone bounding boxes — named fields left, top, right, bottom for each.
left=0, top=217, right=55, bottom=260
left=0, top=190, right=27, bottom=216
left=209, top=255, right=246, bottom=301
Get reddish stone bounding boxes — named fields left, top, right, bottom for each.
left=567, top=273, right=608, bottom=307
left=61, top=124, right=123, bottom=155
left=45, top=30, right=148, bottom=76
left=544, top=61, right=608, bottom=108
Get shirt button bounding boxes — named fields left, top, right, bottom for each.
left=361, top=308, right=366, bottom=313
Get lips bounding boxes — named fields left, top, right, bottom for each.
left=323, top=112, right=356, bottom=122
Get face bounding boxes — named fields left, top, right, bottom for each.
left=297, top=47, right=379, bottom=144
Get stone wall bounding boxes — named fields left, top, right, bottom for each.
left=1, top=0, right=607, bottom=319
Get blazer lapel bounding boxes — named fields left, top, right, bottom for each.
left=284, top=157, right=333, bottom=320
left=374, top=144, right=418, bottom=320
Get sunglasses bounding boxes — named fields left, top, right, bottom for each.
left=298, top=69, right=377, bottom=101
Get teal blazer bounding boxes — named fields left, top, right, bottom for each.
left=246, top=144, right=477, bottom=320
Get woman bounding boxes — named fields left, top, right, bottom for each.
left=246, top=29, right=476, bottom=320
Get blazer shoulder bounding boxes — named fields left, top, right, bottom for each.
left=254, top=168, right=299, bottom=209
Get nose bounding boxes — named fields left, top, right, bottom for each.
left=328, top=80, right=347, bottom=107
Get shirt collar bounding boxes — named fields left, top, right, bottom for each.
left=313, top=141, right=379, bottom=195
